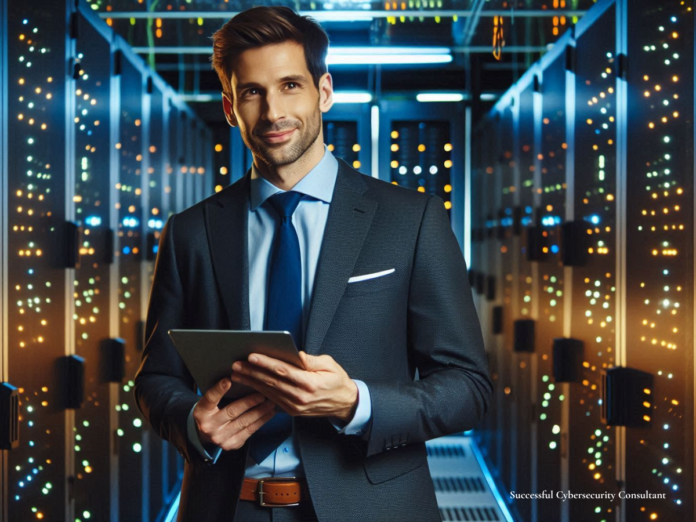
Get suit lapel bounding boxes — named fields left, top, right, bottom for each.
left=304, top=159, right=378, bottom=355
left=203, top=159, right=377, bottom=355
left=204, top=171, right=251, bottom=331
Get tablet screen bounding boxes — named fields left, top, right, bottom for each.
left=168, top=329, right=303, bottom=402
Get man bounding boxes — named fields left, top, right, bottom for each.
left=134, top=6, right=492, bottom=522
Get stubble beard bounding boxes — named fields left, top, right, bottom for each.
left=245, top=103, right=322, bottom=168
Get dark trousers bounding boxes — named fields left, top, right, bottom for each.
left=233, top=499, right=319, bottom=522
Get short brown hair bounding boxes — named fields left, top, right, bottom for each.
left=210, top=6, right=330, bottom=100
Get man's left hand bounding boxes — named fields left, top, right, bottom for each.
left=230, top=352, right=359, bottom=422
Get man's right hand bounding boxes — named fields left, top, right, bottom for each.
left=192, top=377, right=277, bottom=451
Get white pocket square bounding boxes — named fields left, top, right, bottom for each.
left=347, top=268, right=395, bottom=283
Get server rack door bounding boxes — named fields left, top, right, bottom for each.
left=115, top=49, right=146, bottom=522
left=489, top=113, right=506, bottom=493
left=535, top=50, right=568, bottom=522
left=474, top=117, right=503, bottom=488
left=160, top=91, right=181, bottom=505
left=72, top=11, right=116, bottom=519
left=5, top=2, right=71, bottom=520
left=568, top=6, right=619, bottom=520
left=512, top=79, right=537, bottom=522
left=498, top=105, right=516, bottom=497
left=624, top=0, right=694, bottom=519
left=145, top=75, right=166, bottom=522
left=323, top=102, right=372, bottom=175
left=378, top=100, right=465, bottom=249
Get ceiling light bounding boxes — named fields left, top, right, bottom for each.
left=333, top=92, right=373, bottom=103
left=416, top=93, right=464, bottom=102
left=327, top=47, right=452, bottom=65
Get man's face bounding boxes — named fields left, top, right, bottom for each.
left=222, top=41, right=332, bottom=168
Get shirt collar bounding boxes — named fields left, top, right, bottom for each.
left=249, top=144, right=338, bottom=211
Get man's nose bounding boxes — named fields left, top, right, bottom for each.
left=261, top=91, right=285, bottom=124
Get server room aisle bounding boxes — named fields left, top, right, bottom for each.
left=427, top=437, right=512, bottom=522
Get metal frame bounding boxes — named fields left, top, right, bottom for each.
left=63, top=2, right=78, bottom=519
left=0, top=0, right=8, bottom=514
left=463, top=106, right=472, bottom=265
left=139, top=42, right=152, bottom=522
left=128, top=45, right=554, bottom=55
left=98, top=10, right=588, bottom=20
left=106, top=11, right=122, bottom=522
left=560, top=35, right=577, bottom=522
left=614, top=0, right=629, bottom=519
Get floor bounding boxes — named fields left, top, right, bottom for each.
left=427, top=436, right=513, bottom=522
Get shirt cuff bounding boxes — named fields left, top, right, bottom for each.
left=329, top=379, right=372, bottom=438
left=187, top=401, right=223, bottom=464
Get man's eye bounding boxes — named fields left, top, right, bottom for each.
left=244, top=89, right=258, bottom=97
left=286, top=82, right=298, bottom=90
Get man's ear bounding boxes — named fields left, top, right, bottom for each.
left=318, top=73, right=334, bottom=114
left=221, top=92, right=238, bottom=127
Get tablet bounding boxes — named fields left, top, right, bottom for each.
left=168, top=329, right=304, bottom=403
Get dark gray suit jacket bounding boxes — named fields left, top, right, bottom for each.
left=134, top=157, right=493, bottom=521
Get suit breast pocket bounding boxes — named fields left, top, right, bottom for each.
left=343, top=270, right=398, bottom=298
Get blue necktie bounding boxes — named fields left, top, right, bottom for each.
left=248, top=190, right=303, bottom=465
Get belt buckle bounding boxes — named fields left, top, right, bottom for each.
left=258, top=476, right=300, bottom=507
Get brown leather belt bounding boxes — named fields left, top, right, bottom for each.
left=240, top=477, right=307, bottom=507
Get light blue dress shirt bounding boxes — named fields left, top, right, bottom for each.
left=186, top=145, right=372, bottom=477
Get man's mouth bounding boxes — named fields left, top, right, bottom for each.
left=259, top=128, right=296, bottom=143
